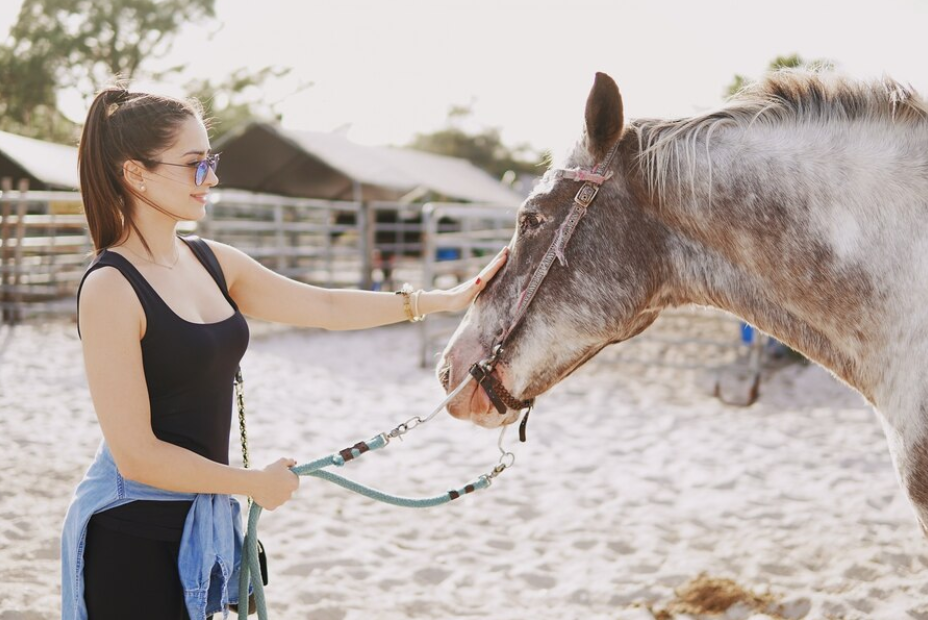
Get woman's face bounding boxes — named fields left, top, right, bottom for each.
left=139, top=116, right=218, bottom=221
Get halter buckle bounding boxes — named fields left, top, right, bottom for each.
left=575, top=182, right=599, bottom=208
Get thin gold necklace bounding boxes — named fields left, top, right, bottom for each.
left=119, top=241, right=181, bottom=270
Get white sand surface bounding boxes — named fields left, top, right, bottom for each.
left=1, top=314, right=926, bottom=620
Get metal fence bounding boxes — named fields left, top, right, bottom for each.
left=0, top=188, right=505, bottom=320
left=0, top=189, right=91, bottom=321
left=200, top=190, right=366, bottom=288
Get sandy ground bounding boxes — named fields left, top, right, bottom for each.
left=1, top=311, right=926, bottom=620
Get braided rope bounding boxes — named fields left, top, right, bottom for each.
left=235, top=368, right=249, bottom=471
left=238, top=434, right=500, bottom=619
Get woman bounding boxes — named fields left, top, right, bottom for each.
left=60, top=87, right=508, bottom=620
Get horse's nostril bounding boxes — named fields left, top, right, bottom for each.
left=438, top=364, right=451, bottom=391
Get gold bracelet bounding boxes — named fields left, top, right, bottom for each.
left=412, top=289, right=422, bottom=320
left=395, top=283, right=424, bottom=322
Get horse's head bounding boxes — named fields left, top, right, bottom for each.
left=437, top=72, right=672, bottom=428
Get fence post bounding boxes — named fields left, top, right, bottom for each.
left=323, top=204, right=334, bottom=287
left=273, top=202, right=285, bottom=273
left=1, top=178, right=11, bottom=323
left=11, top=179, right=28, bottom=323
left=358, top=201, right=374, bottom=290
left=419, top=203, right=438, bottom=368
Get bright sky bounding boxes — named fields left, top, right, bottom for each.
left=3, top=0, right=928, bottom=154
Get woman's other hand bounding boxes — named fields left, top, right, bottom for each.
left=251, top=458, right=300, bottom=510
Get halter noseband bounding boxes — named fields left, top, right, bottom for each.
left=468, top=142, right=621, bottom=434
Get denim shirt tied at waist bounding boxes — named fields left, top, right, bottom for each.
left=61, top=441, right=248, bottom=620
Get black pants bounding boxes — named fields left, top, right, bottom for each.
left=83, top=518, right=192, bottom=620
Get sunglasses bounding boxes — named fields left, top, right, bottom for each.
left=148, top=153, right=221, bottom=186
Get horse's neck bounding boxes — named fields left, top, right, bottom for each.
left=646, top=120, right=928, bottom=407
left=670, top=241, right=873, bottom=398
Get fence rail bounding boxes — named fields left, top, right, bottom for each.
left=0, top=188, right=513, bottom=323
left=0, top=186, right=90, bottom=322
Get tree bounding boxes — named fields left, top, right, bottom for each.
left=0, top=0, right=216, bottom=142
left=408, top=104, right=545, bottom=181
left=726, top=53, right=835, bottom=98
left=185, top=67, right=308, bottom=143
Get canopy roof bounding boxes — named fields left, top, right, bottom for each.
left=0, top=130, right=79, bottom=190
left=214, top=123, right=522, bottom=204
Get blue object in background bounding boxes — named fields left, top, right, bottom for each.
left=740, top=322, right=755, bottom=345
left=740, top=321, right=790, bottom=358
left=436, top=248, right=460, bottom=261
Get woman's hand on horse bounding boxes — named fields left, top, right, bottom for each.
left=423, top=246, right=509, bottom=314
left=250, top=458, right=300, bottom=511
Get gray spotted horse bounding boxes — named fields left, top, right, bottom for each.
left=438, top=70, right=928, bottom=536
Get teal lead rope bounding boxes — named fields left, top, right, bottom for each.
left=237, top=373, right=518, bottom=620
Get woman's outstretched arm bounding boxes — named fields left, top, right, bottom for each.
left=207, top=239, right=508, bottom=330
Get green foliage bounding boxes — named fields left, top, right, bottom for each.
left=0, top=0, right=216, bottom=143
left=408, top=104, right=545, bottom=181
left=185, top=67, right=305, bottom=143
left=0, top=40, right=76, bottom=142
left=726, top=53, right=835, bottom=98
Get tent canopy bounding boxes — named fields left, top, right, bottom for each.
left=0, top=123, right=524, bottom=203
left=214, top=123, right=522, bottom=204
left=0, top=131, right=79, bottom=190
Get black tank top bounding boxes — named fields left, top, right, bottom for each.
left=77, top=236, right=250, bottom=541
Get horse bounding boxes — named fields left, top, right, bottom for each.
left=437, top=70, right=928, bottom=535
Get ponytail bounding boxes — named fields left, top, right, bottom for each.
left=79, top=88, right=129, bottom=252
left=77, top=86, right=204, bottom=254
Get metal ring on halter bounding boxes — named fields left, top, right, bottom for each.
left=478, top=344, right=504, bottom=372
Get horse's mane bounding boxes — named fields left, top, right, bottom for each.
left=630, top=70, right=928, bottom=200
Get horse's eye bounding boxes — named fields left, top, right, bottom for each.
left=519, top=211, right=542, bottom=233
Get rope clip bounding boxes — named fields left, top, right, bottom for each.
left=489, top=452, right=515, bottom=479
left=386, top=416, right=424, bottom=441
left=489, top=424, right=516, bottom=479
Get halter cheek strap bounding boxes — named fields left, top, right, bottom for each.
left=468, top=142, right=622, bottom=433
left=498, top=144, right=620, bottom=346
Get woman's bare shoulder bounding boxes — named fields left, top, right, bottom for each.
left=78, top=266, right=144, bottom=338
left=80, top=265, right=136, bottom=303
left=199, top=237, right=256, bottom=284
left=201, top=237, right=246, bottom=261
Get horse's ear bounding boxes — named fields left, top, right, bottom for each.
left=584, top=72, right=624, bottom=161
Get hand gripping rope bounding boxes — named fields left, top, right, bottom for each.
left=237, top=372, right=517, bottom=620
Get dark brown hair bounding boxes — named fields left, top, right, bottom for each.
left=78, top=87, right=205, bottom=254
